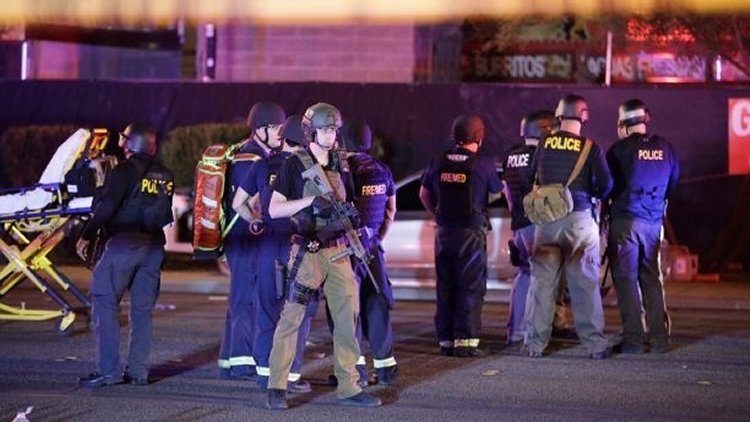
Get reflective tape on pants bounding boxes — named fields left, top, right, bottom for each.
left=217, top=359, right=231, bottom=369
left=373, top=357, right=397, bottom=369
left=454, top=338, right=480, bottom=348
left=228, top=356, right=256, bottom=366
left=357, top=355, right=366, bottom=366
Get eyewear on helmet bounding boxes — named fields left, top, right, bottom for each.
left=119, top=131, right=130, bottom=140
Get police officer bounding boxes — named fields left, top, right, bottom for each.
left=219, top=101, right=286, bottom=380
left=606, top=99, right=679, bottom=354
left=419, top=113, right=502, bottom=358
left=341, top=120, right=398, bottom=385
left=234, top=114, right=316, bottom=392
left=502, top=111, right=555, bottom=345
left=526, top=94, right=613, bottom=359
left=76, top=124, right=174, bottom=387
left=265, top=103, right=381, bottom=410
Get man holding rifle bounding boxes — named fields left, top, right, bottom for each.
left=265, top=102, right=382, bottom=410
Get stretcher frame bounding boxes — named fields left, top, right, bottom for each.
left=0, top=128, right=115, bottom=335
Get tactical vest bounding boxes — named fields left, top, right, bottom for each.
left=291, top=150, right=347, bottom=237
left=436, top=150, right=476, bottom=224
left=503, top=143, right=536, bottom=230
left=113, top=155, right=174, bottom=234
left=612, top=134, right=673, bottom=221
left=349, top=153, right=390, bottom=229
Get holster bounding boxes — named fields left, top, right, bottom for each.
left=274, top=259, right=288, bottom=299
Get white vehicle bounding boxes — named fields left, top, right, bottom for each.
left=164, top=172, right=518, bottom=298
left=382, top=172, right=516, bottom=301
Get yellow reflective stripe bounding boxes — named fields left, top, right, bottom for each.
left=357, top=355, right=366, bottom=366
left=288, top=373, right=301, bottom=382
left=217, top=359, right=231, bottom=369
left=454, top=338, right=480, bottom=348
left=228, top=356, right=256, bottom=366
left=373, top=357, right=397, bottom=369
left=256, top=366, right=270, bottom=377
left=439, top=340, right=453, bottom=348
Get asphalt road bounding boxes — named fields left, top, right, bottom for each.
left=1, top=288, right=749, bottom=422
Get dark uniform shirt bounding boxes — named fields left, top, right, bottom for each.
left=606, top=133, right=680, bottom=223
left=531, top=130, right=613, bottom=210
left=81, top=153, right=171, bottom=244
left=241, top=151, right=294, bottom=233
left=502, top=142, right=537, bottom=231
left=421, top=146, right=502, bottom=228
left=225, top=140, right=269, bottom=241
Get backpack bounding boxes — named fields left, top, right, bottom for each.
left=192, top=141, right=261, bottom=259
left=523, top=139, right=591, bottom=224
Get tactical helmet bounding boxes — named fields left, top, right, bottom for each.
left=452, top=113, right=485, bottom=145
left=123, top=123, right=157, bottom=156
left=618, top=98, right=651, bottom=127
left=302, top=102, right=343, bottom=144
left=279, top=114, right=305, bottom=146
left=520, top=110, right=557, bottom=140
left=246, top=101, right=286, bottom=131
left=555, top=94, right=589, bottom=124
left=341, top=120, right=373, bottom=152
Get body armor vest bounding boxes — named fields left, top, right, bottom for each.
left=611, top=134, right=673, bottom=221
left=349, top=153, right=390, bottom=229
left=113, top=155, right=174, bottom=234
left=437, top=150, right=476, bottom=223
left=504, top=143, right=536, bottom=230
left=292, top=150, right=347, bottom=237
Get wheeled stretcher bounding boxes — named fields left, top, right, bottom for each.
left=0, top=128, right=116, bottom=335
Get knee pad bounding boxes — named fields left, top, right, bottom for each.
left=288, top=282, right=316, bottom=305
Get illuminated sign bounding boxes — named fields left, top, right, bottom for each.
left=728, top=99, right=750, bottom=175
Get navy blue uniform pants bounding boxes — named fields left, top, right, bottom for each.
left=218, top=239, right=257, bottom=376
left=609, top=218, right=669, bottom=347
left=434, top=226, right=488, bottom=348
left=355, top=236, right=396, bottom=368
left=90, top=233, right=163, bottom=379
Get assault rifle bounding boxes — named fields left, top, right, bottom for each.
left=301, top=164, right=381, bottom=294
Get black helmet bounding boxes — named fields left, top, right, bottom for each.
left=618, top=98, right=651, bottom=127
left=452, top=113, right=485, bottom=145
left=520, top=110, right=557, bottom=140
left=341, top=120, right=372, bottom=152
left=279, top=114, right=305, bottom=146
left=555, top=94, right=589, bottom=124
left=246, top=101, right=286, bottom=131
left=123, top=123, right=157, bottom=156
left=302, top=102, right=343, bottom=144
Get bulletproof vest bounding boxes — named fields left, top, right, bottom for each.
left=536, top=131, right=593, bottom=209
left=113, top=154, right=174, bottom=234
left=291, top=150, right=347, bottom=237
left=436, top=149, right=477, bottom=223
left=349, top=153, right=390, bottom=229
left=503, top=143, right=536, bottom=230
left=610, top=134, right=674, bottom=221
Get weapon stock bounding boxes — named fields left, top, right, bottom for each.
left=301, top=165, right=381, bottom=294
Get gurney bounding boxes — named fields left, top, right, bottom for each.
left=0, top=128, right=116, bottom=335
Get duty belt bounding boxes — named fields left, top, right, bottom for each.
left=291, top=234, right=347, bottom=253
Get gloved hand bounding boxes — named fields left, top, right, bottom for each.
left=343, top=202, right=361, bottom=228
left=312, top=196, right=334, bottom=219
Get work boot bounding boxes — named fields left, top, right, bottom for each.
left=589, top=348, right=613, bottom=360
left=454, top=347, right=485, bottom=358
left=439, top=346, right=454, bottom=356
left=266, top=388, right=288, bottom=410
left=339, top=392, right=382, bottom=408
left=356, top=364, right=369, bottom=387
left=78, top=372, right=123, bottom=388
left=229, top=366, right=256, bottom=381
left=375, top=366, right=399, bottom=386
left=287, top=379, right=311, bottom=394
left=617, top=342, right=645, bottom=354
left=122, top=372, right=149, bottom=386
